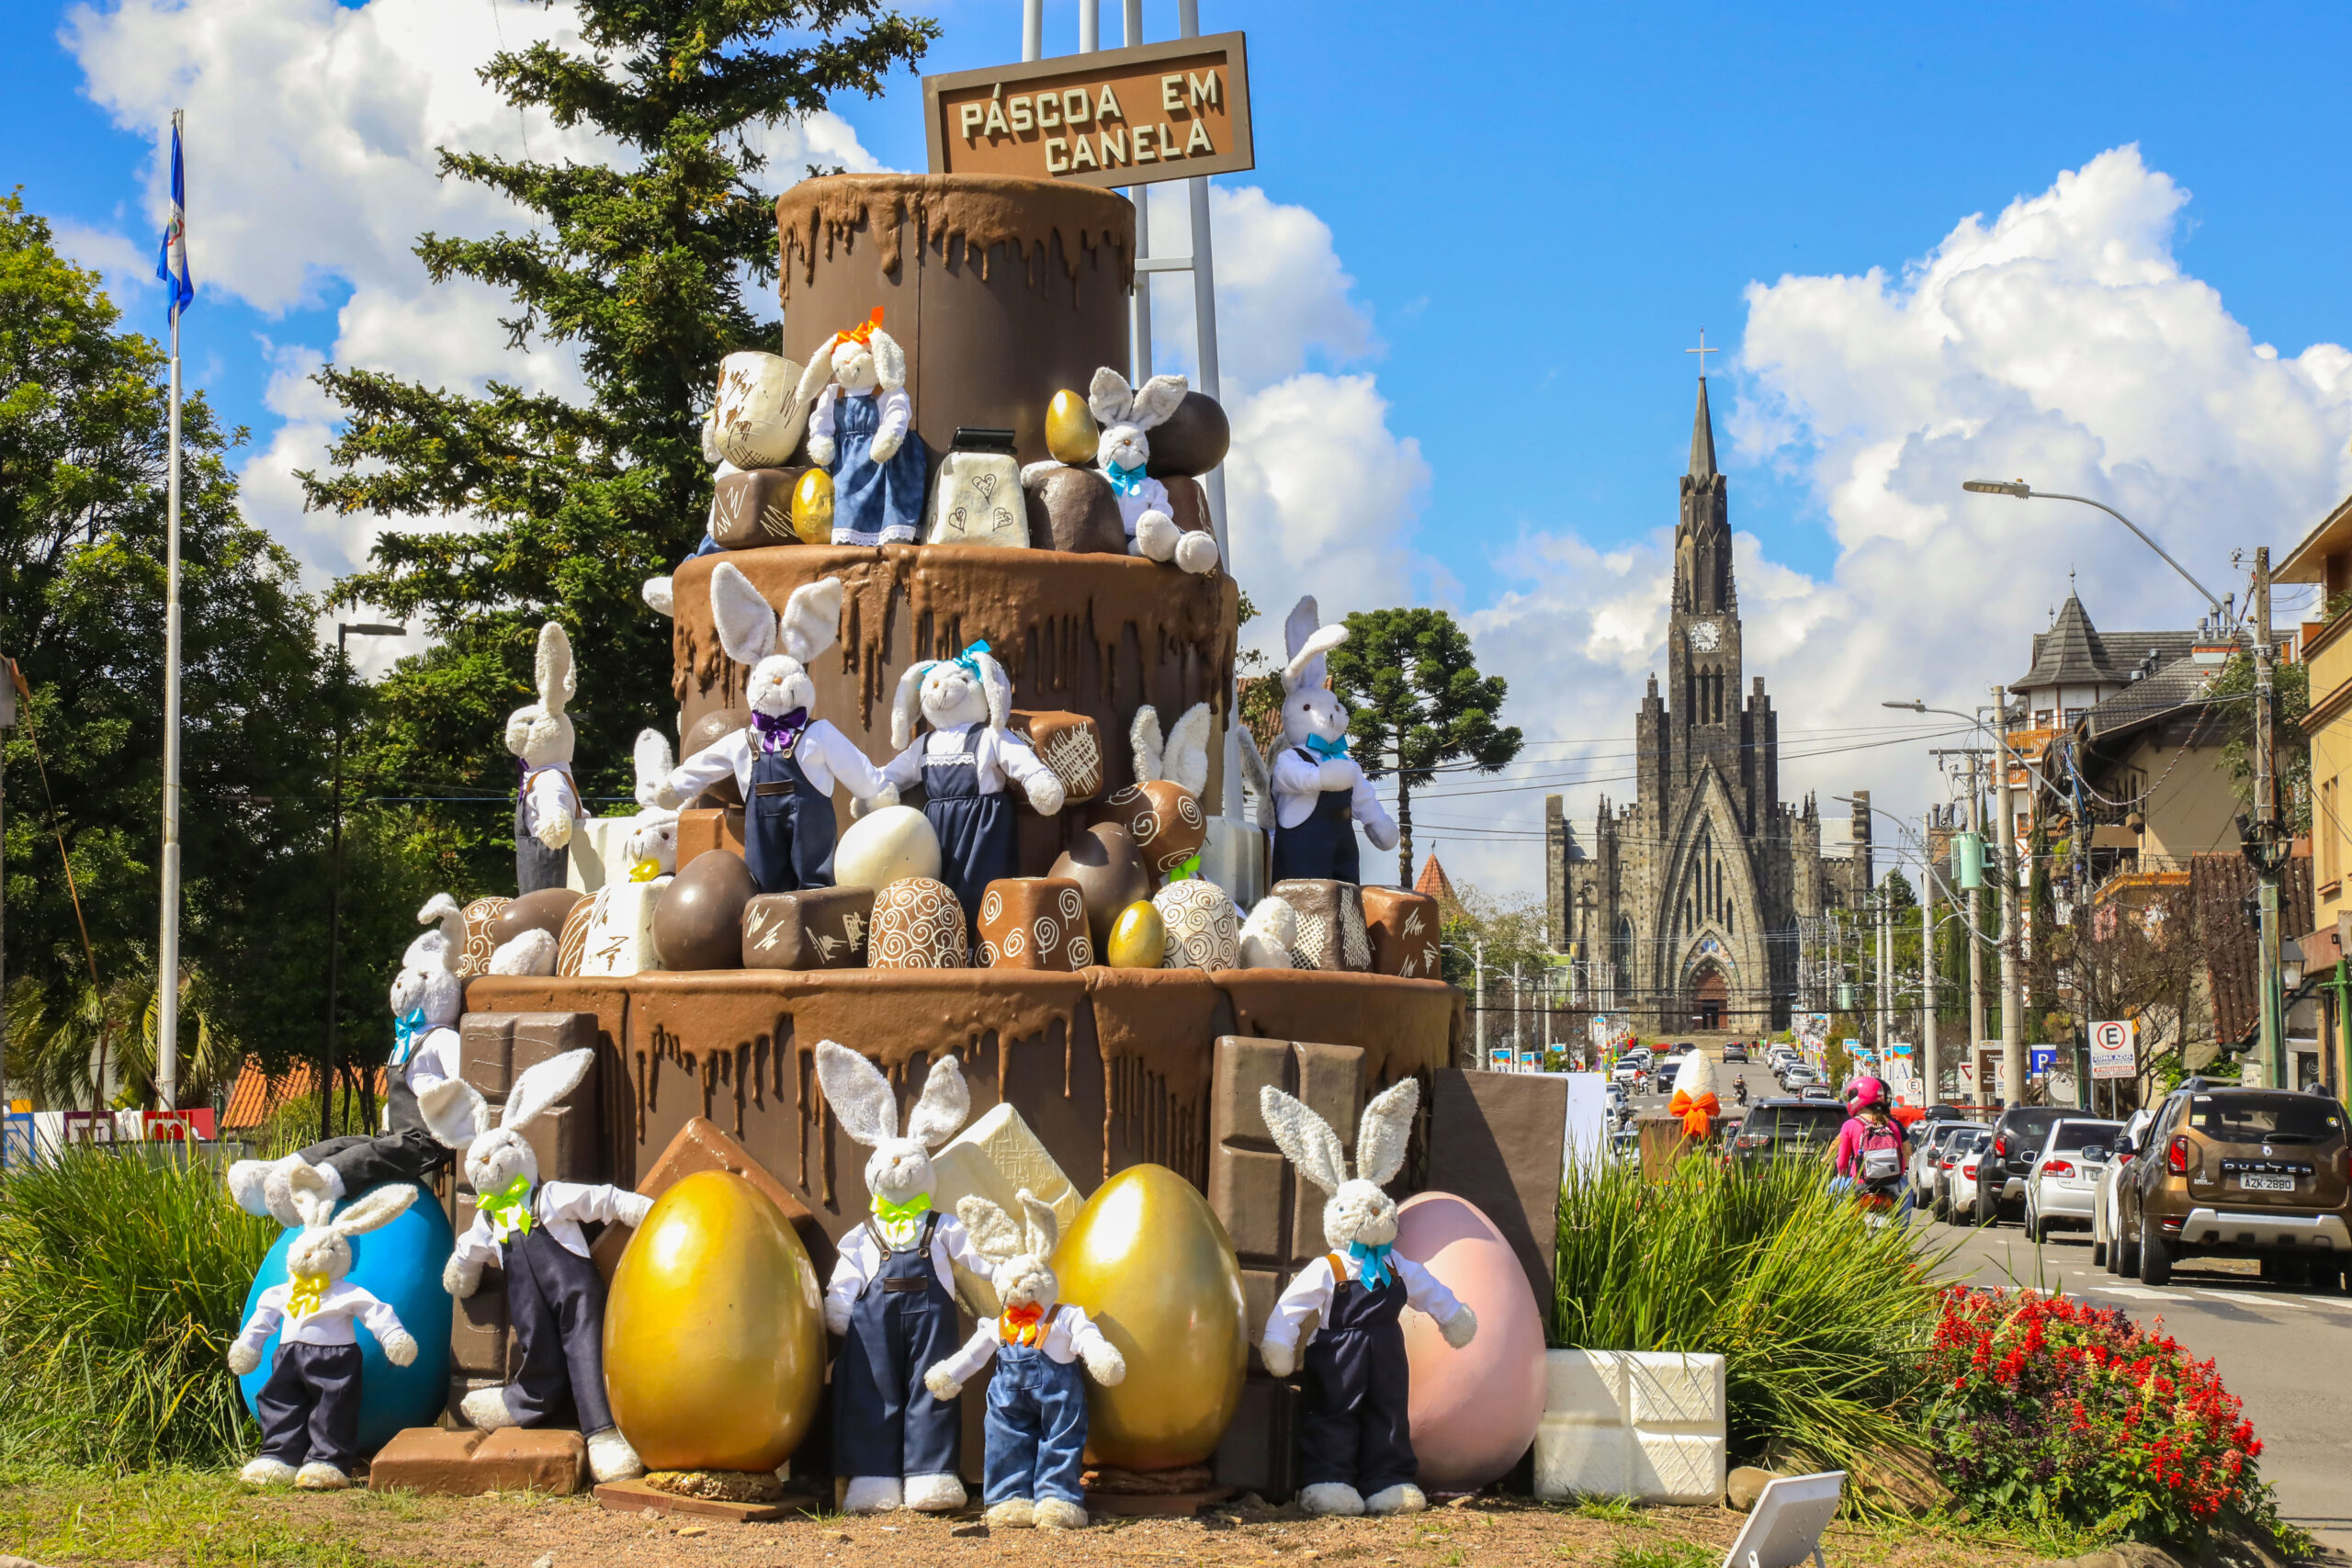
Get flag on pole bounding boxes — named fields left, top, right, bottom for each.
left=154, top=117, right=192, bottom=315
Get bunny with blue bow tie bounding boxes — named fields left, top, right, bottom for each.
left=1266, top=597, right=1397, bottom=886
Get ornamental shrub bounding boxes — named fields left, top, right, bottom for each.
left=1923, top=1288, right=2289, bottom=1550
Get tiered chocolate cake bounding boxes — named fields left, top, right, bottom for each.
left=459, top=173, right=1465, bottom=1495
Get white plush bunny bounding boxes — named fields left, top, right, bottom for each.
left=1238, top=895, right=1300, bottom=970
left=802, top=308, right=927, bottom=547
left=505, top=621, right=582, bottom=895
left=923, top=1190, right=1125, bottom=1531
left=622, top=728, right=681, bottom=878
left=1267, top=596, right=1398, bottom=887
left=227, top=1182, right=421, bottom=1489
left=426, top=1049, right=653, bottom=1484
left=1257, top=1077, right=1476, bottom=1517
left=814, top=1041, right=994, bottom=1515
left=1023, top=367, right=1218, bottom=573
left=662, top=565, right=897, bottom=895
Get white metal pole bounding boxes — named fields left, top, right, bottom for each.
left=1993, top=689, right=2023, bottom=1106
left=1123, top=0, right=1150, bottom=383
left=1078, top=0, right=1099, bottom=52
left=156, top=109, right=186, bottom=1116
left=1023, top=0, right=1044, bottom=61
left=1922, top=826, right=1939, bottom=1105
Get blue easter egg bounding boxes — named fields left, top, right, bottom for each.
left=237, top=1179, right=453, bottom=1455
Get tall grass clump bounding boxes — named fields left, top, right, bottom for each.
left=1555, top=1154, right=1945, bottom=1485
left=0, top=1146, right=275, bottom=1468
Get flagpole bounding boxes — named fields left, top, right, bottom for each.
left=156, top=107, right=185, bottom=1115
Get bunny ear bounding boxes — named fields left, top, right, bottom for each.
left=892, top=661, right=935, bottom=750
left=1284, top=625, right=1348, bottom=690
left=419, top=1077, right=491, bottom=1149
left=868, top=328, right=907, bottom=393
left=1354, top=1077, right=1419, bottom=1188
left=330, top=1182, right=418, bottom=1239
left=1017, top=1188, right=1059, bottom=1259
left=1259, top=1085, right=1350, bottom=1194
left=777, top=576, right=845, bottom=666
left=1129, top=705, right=1165, bottom=784
left=534, top=622, right=575, bottom=715
left=709, top=561, right=781, bottom=667
left=502, top=1049, right=594, bottom=1133
left=1088, top=365, right=1136, bottom=425
left=975, top=651, right=1011, bottom=733
left=290, top=1182, right=337, bottom=1232
left=1163, top=703, right=1213, bottom=799
left=1283, top=596, right=1321, bottom=662
left=699, top=410, right=722, bottom=467
left=814, top=1040, right=899, bottom=1146
left=633, top=728, right=675, bottom=807
left=1130, top=374, right=1188, bottom=430
left=905, top=1055, right=970, bottom=1149
left=956, top=1194, right=1023, bottom=1265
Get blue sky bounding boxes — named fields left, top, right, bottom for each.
left=7, top=0, right=2352, bottom=896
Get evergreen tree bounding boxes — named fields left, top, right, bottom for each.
left=302, top=1, right=938, bottom=886
left=1325, top=608, right=1521, bottom=886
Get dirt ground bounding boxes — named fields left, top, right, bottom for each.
left=207, top=1486, right=2059, bottom=1568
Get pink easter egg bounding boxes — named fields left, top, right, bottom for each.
left=1395, top=1190, right=1549, bottom=1493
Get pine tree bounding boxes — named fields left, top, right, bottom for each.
left=302, top=2, right=938, bottom=882
left=1325, top=608, right=1522, bottom=886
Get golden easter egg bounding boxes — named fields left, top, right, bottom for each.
left=1104, top=900, right=1166, bottom=969
left=1055, top=1163, right=1247, bottom=1470
left=789, top=467, right=834, bottom=544
left=1046, top=388, right=1100, bottom=466
left=604, top=1169, right=825, bottom=1472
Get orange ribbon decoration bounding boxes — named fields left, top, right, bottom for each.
left=999, top=1302, right=1048, bottom=1346
left=1668, top=1089, right=1720, bottom=1138
left=821, top=306, right=886, bottom=361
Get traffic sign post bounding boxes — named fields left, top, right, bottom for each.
left=2089, top=1020, right=2134, bottom=1079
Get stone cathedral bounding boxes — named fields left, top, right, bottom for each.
left=1546, top=376, right=1872, bottom=1033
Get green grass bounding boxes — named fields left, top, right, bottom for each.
left=0, top=1463, right=391, bottom=1568
left=1607, top=1543, right=1713, bottom=1568
left=1555, top=1155, right=1948, bottom=1501
left=0, top=1145, right=277, bottom=1467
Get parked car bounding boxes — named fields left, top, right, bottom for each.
left=2023, top=1117, right=2125, bottom=1243
left=1799, top=1084, right=1837, bottom=1102
left=1610, top=1128, right=1640, bottom=1164
left=2092, top=1107, right=2157, bottom=1269
left=1970, top=1105, right=2072, bottom=1226
left=1730, top=1099, right=1849, bottom=1167
left=1724, top=1043, right=1749, bottom=1063
left=2115, top=1085, right=2352, bottom=1287
left=1944, top=1128, right=1994, bottom=1221
left=1913, top=1121, right=1987, bottom=1211
left=1611, top=1060, right=1645, bottom=1090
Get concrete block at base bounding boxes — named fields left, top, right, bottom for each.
left=472, top=1427, right=588, bottom=1494
left=1632, top=1430, right=1725, bottom=1506
left=1544, top=1347, right=1625, bottom=1414
left=1534, top=1349, right=1725, bottom=1505
left=1532, top=1416, right=1631, bottom=1500
left=370, top=1427, right=484, bottom=1493
left=1624, top=1352, right=1725, bottom=1427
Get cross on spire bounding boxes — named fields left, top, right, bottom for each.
left=1687, top=328, right=1718, bottom=378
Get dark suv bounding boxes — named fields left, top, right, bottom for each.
left=1971, top=1105, right=2069, bottom=1226
left=2114, top=1086, right=2351, bottom=1287
left=1731, top=1099, right=1849, bottom=1167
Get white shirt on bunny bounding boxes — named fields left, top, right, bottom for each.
left=1260, top=1251, right=1464, bottom=1361
left=666, top=721, right=891, bottom=805
left=931, top=1303, right=1117, bottom=1384
left=448, top=1180, right=645, bottom=1268
left=809, top=384, right=913, bottom=454
left=879, top=722, right=1060, bottom=798
left=234, top=1280, right=406, bottom=1354
left=1269, top=748, right=1387, bottom=832
left=825, top=1210, right=995, bottom=1318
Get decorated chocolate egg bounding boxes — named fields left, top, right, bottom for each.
left=790, top=467, right=834, bottom=545
left=834, top=804, right=942, bottom=892
left=605, top=1170, right=826, bottom=1472
left=1143, top=390, right=1230, bottom=479
left=1153, top=879, right=1238, bottom=972
left=1396, top=1191, right=1549, bottom=1492
left=1055, top=1163, right=1247, bottom=1470
left=238, top=1181, right=453, bottom=1455
left=1049, top=821, right=1150, bottom=945
left=868, top=875, right=968, bottom=968
left=1046, top=388, right=1101, bottom=466
left=1104, top=900, right=1166, bottom=969
left=490, top=886, right=584, bottom=949
left=1097, top=780, right=1205, bottom=874
left=650, top=848, right=754, bottom=970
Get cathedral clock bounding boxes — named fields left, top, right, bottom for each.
left=1689, top=618, right=1723, bottom=651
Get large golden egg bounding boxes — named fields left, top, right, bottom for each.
left=789, top=467, right=834, bottom=544
left=604, top=1170, right=825, bottom=1472
left=1046, top=389, right=1100, bottom=466
left=1104, top=900, right=1166, bottom=969
left=1055, top=1163, right=1246, bottom=1470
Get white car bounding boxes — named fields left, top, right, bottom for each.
left=1942, top=1128, right=1993, bottom=1222
left=1914, top=1122, right=1988, bottom=1210
left=2091, top=1107, right=2156, bottom=1269
left=2022, top=1117, right=2125, bottom=1243
left=1611, top=1060, right=1645, bottom=1090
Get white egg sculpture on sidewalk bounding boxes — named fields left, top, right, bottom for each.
left=832, top=804, right=941, bottom=891
left=1395, top=1190, right=1549, bottom=1493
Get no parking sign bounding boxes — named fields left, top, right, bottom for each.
left=2090, top=1020, right=2134, bottom=1080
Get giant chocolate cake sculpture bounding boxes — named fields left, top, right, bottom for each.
left=460, top=174, right=1463, bottom=1495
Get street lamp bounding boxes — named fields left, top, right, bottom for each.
left=1961, top=479, right=2227, bottom=617
left=322, top=621, right=406, bottom=1142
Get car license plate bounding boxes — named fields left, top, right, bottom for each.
left=2237, top=1174, right=2293, bottom=1192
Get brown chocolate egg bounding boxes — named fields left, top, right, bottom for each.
left=1143, top=391, right=1230, bottom=479
left=1104, top=900, right=1166, bottom=969
left=1055, top=1163, right=1247, bottom=1470
left=650, top=848, right=754, bottom=970
left=605, top=1170, right=826, bottom=1472
left=1046, top=388, right=1101, bottom=466
left=1050, top=822, right=1151, bottom=945
left=489, top=886, right=583, bottom=949
left=679, top=706, right=751, bottom=807
left=790, top=467, right=834, bottom=545
left=1096, top=780, right=1206, bottom=874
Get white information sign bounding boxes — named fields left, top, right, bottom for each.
left=2089, top=1020, right=2135, bottom=1081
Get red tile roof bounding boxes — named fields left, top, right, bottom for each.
left=1414, top=854, right=1459, bottom=908
left=220, top=1059, right=388, bottom=1132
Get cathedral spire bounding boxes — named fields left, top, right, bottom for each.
left=1689, top=373, right=1718, bottom=482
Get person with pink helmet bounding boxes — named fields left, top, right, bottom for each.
left=1833, top=1075, right=1914, bottom=1221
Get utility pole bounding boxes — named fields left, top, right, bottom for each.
left=1877, top=889, right=1893, bottom=1057
left=1922, top=829, right=1938, bottom=1106
left=1993, top=687, right=2024, bottom=1107
left=2253, top=547, right=2284, bottom=1089
left=1965, top=754, right=1986, bottom=1087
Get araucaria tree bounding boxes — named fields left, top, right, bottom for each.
left=303, top=0, right=938, bottom=886
left=1326, top=609, right=1521, bottom=886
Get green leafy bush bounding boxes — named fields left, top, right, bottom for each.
left=1555, top=1153, right=1942, bottom=1486
left=0, top=1147, right=273, bottom=1467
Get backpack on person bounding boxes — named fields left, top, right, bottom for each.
left=1858, top=1120, right=1905, bottom=1189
